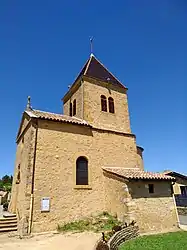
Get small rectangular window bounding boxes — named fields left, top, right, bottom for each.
left=69, top=102, right=72, bottom=116
left=148, top=184, right=154, bottom=194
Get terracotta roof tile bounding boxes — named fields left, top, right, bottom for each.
left=25, top=109, right=91, bottom=127
left=103, top=167, right=175, bottom=181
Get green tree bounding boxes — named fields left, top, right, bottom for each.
left=0, top=181, right=4, bottom=190
left=3, top=184, right=11, bottom=192
left=2, top=175, right=11, bottom=185
left=0, top=175, right=13, bottom=191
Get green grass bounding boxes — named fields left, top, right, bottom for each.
left=119, top=231, right=187, bottom=250
left=57, top=211, right=121, bottom=233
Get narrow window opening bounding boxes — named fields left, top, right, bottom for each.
left=148, top=184, right=154, bottom=194
left=101, top=95, right=107, bottom=112
left=76, top=157, right=88, bottom=185
left=69, top=102, right=72, bottom=116
left=16, top=165, right=21, bottom=184
left=73, top=99, right=76, bottom=116
left=108, top=97, right=115, bottom=113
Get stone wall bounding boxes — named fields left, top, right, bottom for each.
left=0, top=192, right=8, bottom=205
left=136, top=146, right=144, bottom=170
left=11, top=115, right=178, bottom=235
left=18, top=115, right=30, bottom=136
left=83, top=79, right=131, bottom=133
left=94, top=225, right=139, bottom=250
left=104, top=172, right=128, bottom=221
left=63, top=77, right=131, bottom=134
left=31, top=120, right=138, bottom=232
left=9, top=116, right=37, bottom=235
left=108, top=225, right=139, bottom=250
left=128, top=180, right=178, bottom=233
left=63, top=81, right=83, bottom=119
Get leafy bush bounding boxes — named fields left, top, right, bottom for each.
left=57, top=212, right=121, bottom=233
left=0, top=175, right=12, bottom=192
left=95, top=240, right=109, bottom=250
left=3, top=201, right=9, bottom=211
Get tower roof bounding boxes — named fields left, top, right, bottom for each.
left=73, top=54, right=127, bottom=90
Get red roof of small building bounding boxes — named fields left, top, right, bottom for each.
left=103, top=167, right=175, bottom=181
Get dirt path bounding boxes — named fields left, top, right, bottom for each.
left=0, top=232, right=101, bottom=250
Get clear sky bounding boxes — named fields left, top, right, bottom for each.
left=0, top=1, right=186, bottom=177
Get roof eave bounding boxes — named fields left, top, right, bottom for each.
left=103, top=168, right=175, bottom=182
left=37, top=116, right=91, bottom=127
left=83, top=75, right=128, bottom=91
left=62, top=77, right=83, bottom=103
left=103, top=169, right=129, bottom=182
left=128, top=177, right=175, bottom=181
left=166, top=172, right=187, bottom=180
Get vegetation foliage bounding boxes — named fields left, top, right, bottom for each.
left=57, top=211, right=121, bottom=233
left=0, top=175, right=13, bottom=192
left=119, top=231, right=187, bottom=250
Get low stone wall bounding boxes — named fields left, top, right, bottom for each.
left=108, top=225, right=139, bottom=250
left=94, top=225, right=139, bottom=250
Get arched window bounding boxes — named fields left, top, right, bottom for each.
left=76, top=157, right=88, bottom=185
left=101, top=95, right=107, bottom=112
left=73, top=99, right=76, bottom=116
left=69, top=102, right=72, bottom=116
left=108, top=97, right=115, bottom=113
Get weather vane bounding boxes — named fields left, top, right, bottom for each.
left=26, top=96, right=31, bottom=110
left=90, top=37, right=94, bottom=54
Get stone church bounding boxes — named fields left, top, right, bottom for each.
left=10, top=54, right=178, bottom=234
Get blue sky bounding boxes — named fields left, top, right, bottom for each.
left=0, top=1, right=186, bottom=177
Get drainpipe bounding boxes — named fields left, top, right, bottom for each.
left=28, top=120, right=38, bottom=234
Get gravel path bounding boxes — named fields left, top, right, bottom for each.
left=0, top=232, right=100, bottom=250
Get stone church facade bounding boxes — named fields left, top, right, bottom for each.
left=10, top=54, right=178, bottom=234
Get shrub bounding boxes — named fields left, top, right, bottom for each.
left=95, top=240, right=109, bottom=250
left=3, top=202, right=9, bottom=211
left=57, top=212, right=122, bottom=233
left=112, top=225, right=122, bottom=232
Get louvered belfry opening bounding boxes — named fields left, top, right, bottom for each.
left=101, top=95, right=107, bottom=112
left=69, top=102, right=72, bottom=116
left=73, top=99, right=76, bottom=116
left=108, top=97, right=115, bottom=113
left=76, top=157, right=88, bottom=185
